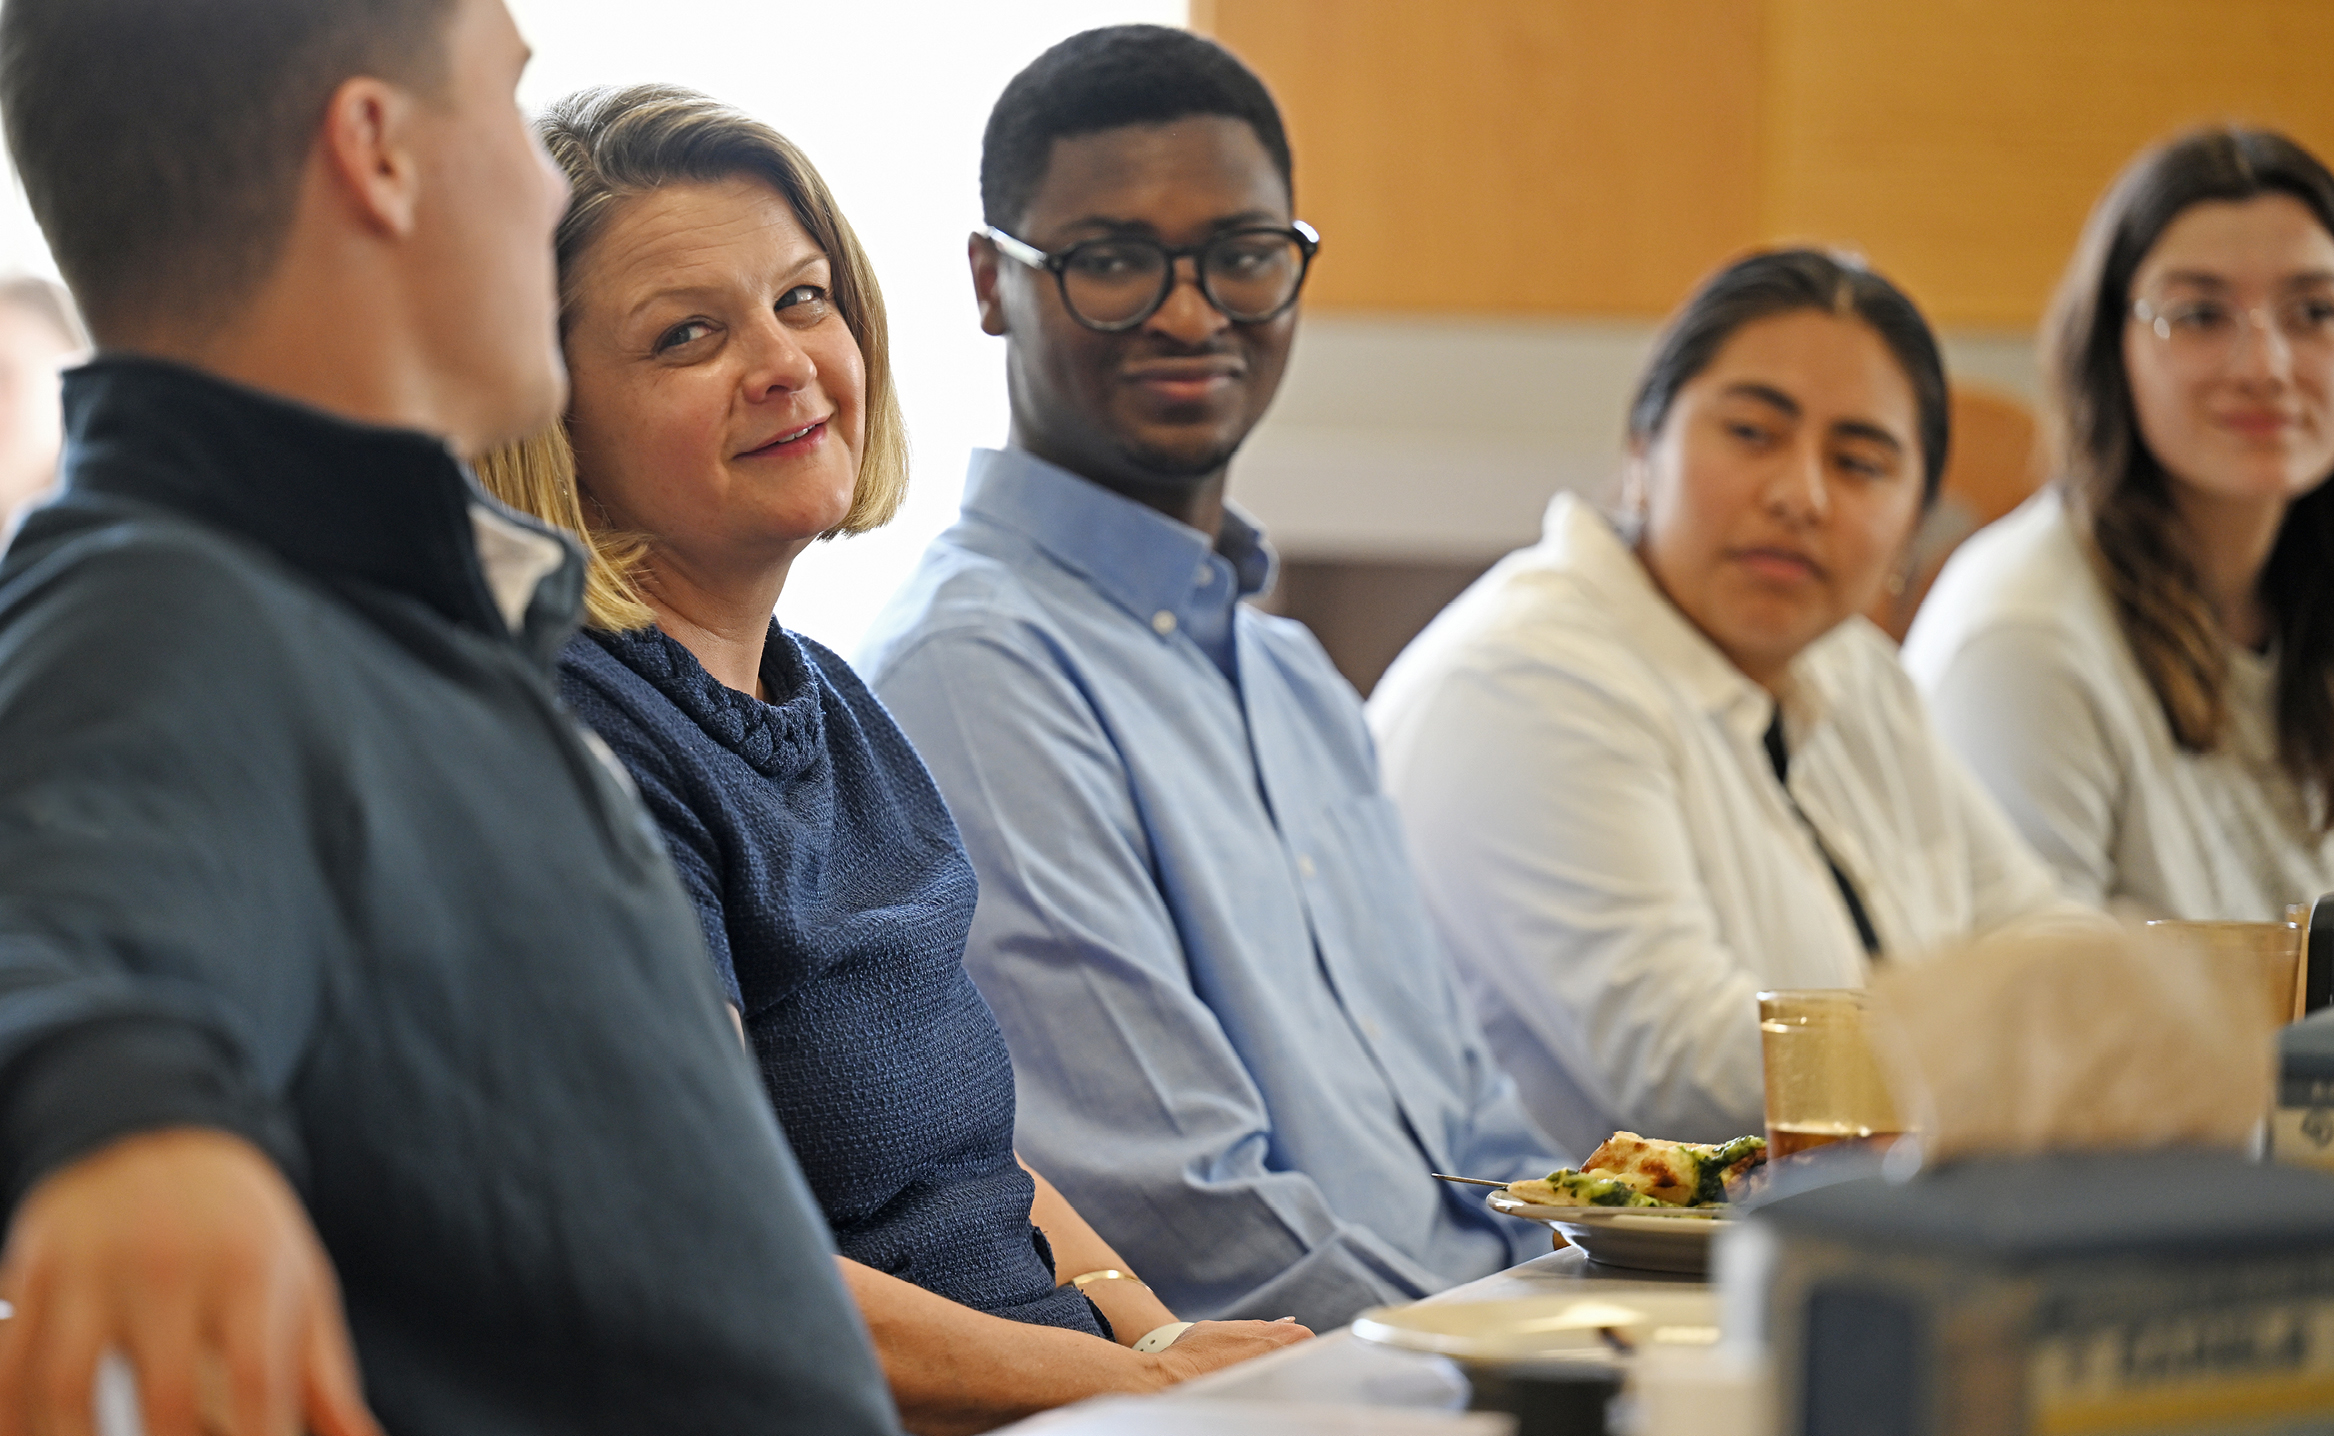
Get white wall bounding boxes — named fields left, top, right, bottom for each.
left=1236, top=316, right=2042, bottom=561
left=0, top=167, right=51, bottom=281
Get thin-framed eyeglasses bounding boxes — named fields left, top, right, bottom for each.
left=983, top=221, right=1321, bottom=333
left=2130, top=292, right=2334, bottom=368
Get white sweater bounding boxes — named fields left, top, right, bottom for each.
left=1370, top=494, right=2074, bottom=1153
left=1902, top=489, right=2334, bottom=922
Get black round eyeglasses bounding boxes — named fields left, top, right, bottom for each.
left=983, top=221, right=1321, bottom=332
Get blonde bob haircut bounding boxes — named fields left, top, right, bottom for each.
left=475, top=83, right=908, bottom=632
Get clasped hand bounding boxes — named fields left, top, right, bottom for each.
left=0, top=1128, right=380, bottom=1436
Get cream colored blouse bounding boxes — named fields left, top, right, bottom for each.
left=1903, top=490, right=2334, bottom=922
left=1370, top=494, right=2076, bottom=1154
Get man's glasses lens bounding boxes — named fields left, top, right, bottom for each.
left=1062, top=244, right=1170, bottom=326
left=1060, top=231, right=1310, bottom=328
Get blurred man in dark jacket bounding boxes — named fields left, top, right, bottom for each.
left=0, top=1, right=897, bottom=1431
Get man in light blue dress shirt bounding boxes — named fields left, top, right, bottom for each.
left=859, top=26, right=1564, bottom=1331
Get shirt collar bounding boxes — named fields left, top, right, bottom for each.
left=58, top=355, right=582, bottom=663
left=1538, top=491, right=1837, bottom=742
left=961, top=446, right=1277, bottom=626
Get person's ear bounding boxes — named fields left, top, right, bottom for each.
left=1619, top=433, right=1652, bottom=516
left=319, top=76, right=425, bottom=239
left=1885, top=501, right=1933, bottom=597
left=969, top=232, right=1008, bottom=338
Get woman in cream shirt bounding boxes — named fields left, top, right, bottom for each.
left=1904, top=127, right=2334, bottom=921
left=1370, top=250, right=2074, bottom=1153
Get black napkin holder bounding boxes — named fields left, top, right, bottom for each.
left=1736, top=1152, right=2334, bottom=1436
left=2274, top=1005, right=2334, bottom=1175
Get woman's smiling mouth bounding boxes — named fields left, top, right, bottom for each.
left=737, top=417, right=831, bottom=459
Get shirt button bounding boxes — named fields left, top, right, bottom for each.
left=1196, top=564, right=1215, bottom=586
left=1152, top=610, right=1178, bottom=635
left=1297, top=854, right=1317, bottom=878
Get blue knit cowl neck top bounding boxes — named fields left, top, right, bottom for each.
left=560, top=620, right=1102, bottom=1336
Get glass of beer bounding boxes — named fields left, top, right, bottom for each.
left=2144, top=919, right=2305, bottom=1029
left=1756, top=989, right=1905, bottom=1161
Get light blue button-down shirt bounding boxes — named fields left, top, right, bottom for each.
left=859, top=449, right=1563, bottom=1329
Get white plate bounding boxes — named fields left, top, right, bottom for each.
left=1485, top=1191, right=1726, bottom=1274
left=1352, top=1292, right=1721, bottom=1364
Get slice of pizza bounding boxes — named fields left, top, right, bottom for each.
left=1580, top=1131, right=1768, bottom=1206
left=1505, top=1168, right=1663, bottom=1209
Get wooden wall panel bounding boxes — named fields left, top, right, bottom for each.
left=1764, top=0, right=2334, bottom=325
left=1201, top=0, right=1763, bottom=316
left=1203, top=0, right=2334, bottom=325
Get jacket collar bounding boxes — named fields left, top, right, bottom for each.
left=1538, top=491, right=1838, bottom=744
left=960, top=446, right=1277, bottom=630
left=58, top=355, right=580, bottom=661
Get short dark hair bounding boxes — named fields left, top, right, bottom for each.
left=0, top=0, right=459, bottom=341
left=980, top=24, right=1292, bottom=232
left=1627, top=247, right=1952, bottom=506
left=2043, top=125, right=2334, bottom=828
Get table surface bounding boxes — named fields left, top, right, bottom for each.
left=1158, top=1244, right=1710, bottom=1412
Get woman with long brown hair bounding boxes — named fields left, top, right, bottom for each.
left=1906, top=127, right=2334, bottom=921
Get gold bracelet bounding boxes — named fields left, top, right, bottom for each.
left=1067, top=1268, right=1150, bottom=1292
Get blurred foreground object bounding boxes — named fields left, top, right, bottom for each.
left=1718, top=920, right=2328, bottom=1435
left=1865, top=919, right=2274, bottom=1162
left=0, top=274, right=84, bottom=530
left=2146, top=917, right=2310, bottom=1029
left=2275, top=1006, right=2334, bottom=1175
left=1735, top=1153, right=2334, bottom=1436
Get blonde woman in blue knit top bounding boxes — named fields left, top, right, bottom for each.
left=477, top=84, right=1305, bottom=1432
